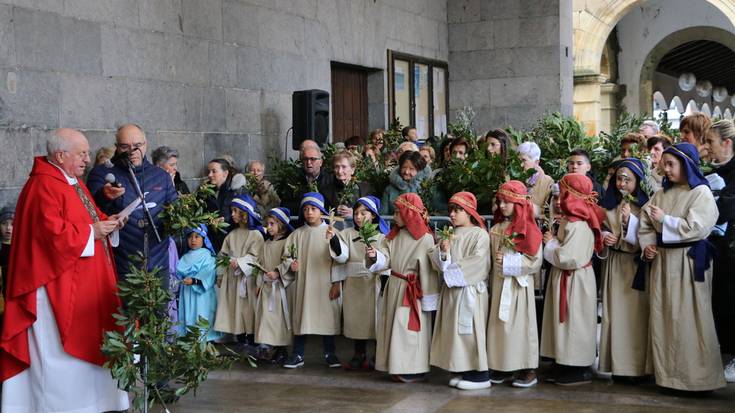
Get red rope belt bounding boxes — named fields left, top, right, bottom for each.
left=390, top=270, right=423, bottom=332
left=559, top=262, right=592, bottom=324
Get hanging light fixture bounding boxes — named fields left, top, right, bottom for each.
left=696, top=80, right=713, bottom=97
left=678, top=73, right=696, bottom=91
left=713, top=86, right=728, bottom=102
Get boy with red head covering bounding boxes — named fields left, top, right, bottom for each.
left=486, top=181, right=544, bottom=388
left=366, top=193, right=438, bottom=383
left=429, top=192, right=491, bottom=390
left=540, top=174, right=605, bottom=385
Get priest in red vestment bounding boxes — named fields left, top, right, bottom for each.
left=0, top=128, right=129, bottom=412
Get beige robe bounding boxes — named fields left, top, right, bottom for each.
left=486, top=220, right=543, bottom=371
left=332, top=227, right=385, bottom=340
left=639, top=184, right=725, bottom=391
left=599, top=203, right=651, bottom=376
left=254, top=238, right=292, bottom=346
left=213, top=227, right=264, bottom=335
left=528, top=173, right=554, bottom=217
left=278, top=223, right=344, bottom=336
left=429, top=226, right=490, bottom=373
left=540, top=220, right=597, bottom=366
left=368, top=229, right=439, bottom=375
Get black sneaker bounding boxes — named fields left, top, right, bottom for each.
left=325, top=353, right=341, bottom=368
left=283, top=354, right=305, bottom=369
left=556, top=366, right=592, bottom=386
left=271, top=347, right=288, bottom=365
left=343, top=353, right=367, bottom=370
left=489, top=369, right=514, bottom=384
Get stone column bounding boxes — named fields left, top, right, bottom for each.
left=573, top=74, right=606, bottom=136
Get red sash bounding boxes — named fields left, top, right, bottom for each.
left=390, top=271, right=423, bottom=332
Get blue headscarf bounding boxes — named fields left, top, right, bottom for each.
left=267, top=207, right=295, bottom=236
left=185, top=224, right=215, bottom=255
left=231, top=194, right=265, bottom=234
left=354, top=196, right=389, bottom=234
left=299, top=192, right=328, bottom=222
left=662, top=143, right=709, bottom=191
left=601, top=158, right=650, bottom=210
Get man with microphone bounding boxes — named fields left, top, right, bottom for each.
left=87, top=123, right=178, bottom=287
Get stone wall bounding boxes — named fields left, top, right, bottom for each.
left=447, top=0, right=573, bottom=134
left=0, top=0, right=447, bottom=205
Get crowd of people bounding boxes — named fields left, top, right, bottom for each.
left=1, top=112, right=734, bottom=410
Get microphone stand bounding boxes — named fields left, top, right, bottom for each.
left=121, top=151, right=161, bottom=413
left=123, top=152, right=162, bottom=246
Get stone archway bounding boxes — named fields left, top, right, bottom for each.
left=638, top=26, right=735, bottom=115
left=573, top=0, right=735, bottom=76
left=572, top=0, right=735, bottom=134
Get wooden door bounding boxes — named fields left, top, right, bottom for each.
left=331, top=64, right=368, bottom=143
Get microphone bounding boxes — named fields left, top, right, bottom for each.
left=105, top=173, right=122, bottom=188
left=110, top=150, right=132, bottom=167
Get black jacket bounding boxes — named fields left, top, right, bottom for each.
left=280, top=169, right=336, bottom=216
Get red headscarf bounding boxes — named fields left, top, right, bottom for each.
left=448, top=192, right=486, bottom=230
left=387, top=193, right=433, bottom=240
left=559, top=174, right=605, bottom=253
left=494, top=180, right=542, bottom=256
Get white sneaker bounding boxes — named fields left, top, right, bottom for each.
left=456, top=379, right=492, bottom=390
left=448, top=376, right=462, bottom=387
left=725, top=358, right=735, bottom=383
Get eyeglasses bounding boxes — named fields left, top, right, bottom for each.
left=116, top=141, right=146, bottom=151
left=301, top=157, right=322, bottom=163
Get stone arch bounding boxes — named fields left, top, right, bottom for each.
left=573, top=0, right=735, bottom=75
left=671, top=96, right=684, bottom=113
left=653, top=91, right=668, bottom=111
left=638, top=26, right=735, bottom=114
left=713, top=106, right=723, bottom=118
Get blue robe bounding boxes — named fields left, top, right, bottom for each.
left=176, top=248, right=221, bottom=341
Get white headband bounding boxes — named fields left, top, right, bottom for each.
left=300, top=196, right=325, bottom=208
left=358, top=197, right=378, bottom=213
left=269, top=208, right=290, bottom=223
left=232, top=198, right=260, bottom=219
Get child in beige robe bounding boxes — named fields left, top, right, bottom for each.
left=540, top=174, right=606, bottom=386
left=638, top=143, right=725, bottom=391
left=254, top=207, right=294, bottom=364
left=429, top=192, right=491, bottom=390
left=330, top=196, right=389, bottom=370
left=366, top=193, right=439, bottom=383
left=213, top=195, right=265, bottom=347
left=598, top=159, right=651, bottom=379
left=487, top=181, right=543, bottom=388
left=279, top=192, right=347, bottom=369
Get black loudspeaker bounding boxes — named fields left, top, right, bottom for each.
left=292, top=89, right=329, bottom=150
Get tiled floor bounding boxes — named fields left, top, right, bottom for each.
left=170, top=338, right=735, bottom=413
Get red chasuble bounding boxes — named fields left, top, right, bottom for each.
left=0, top=157, right=122, bottom=380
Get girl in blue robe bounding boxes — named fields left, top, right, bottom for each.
left=177, top=224, right=222, bottom=342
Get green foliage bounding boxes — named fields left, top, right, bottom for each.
left=598, top=112, right=649, bottom=143
left=436, top=152, right=535, bottom=206
left=425, top=106, right=534, bottom=209
left=160, top=184, right=229, bottom=236
left=268, top=156, right=303, bottom=196
left=383, top=118, right=405, bottom=155
left=102, top=258, right=244, bottom=411
left=418, top=175, right=439, bottom=215
left=512, top=112, right=614, bottom=183
left=354, top=155, right=390, bottom=198
left=336, top=178, right=359, bottom=207
left=352, top=222, right=381, bottom=248
left=657, top=111, right=680, bottom=140
left=437, top=226, right=455, bottom=241
left=321, top=143, right=339, bottom=175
